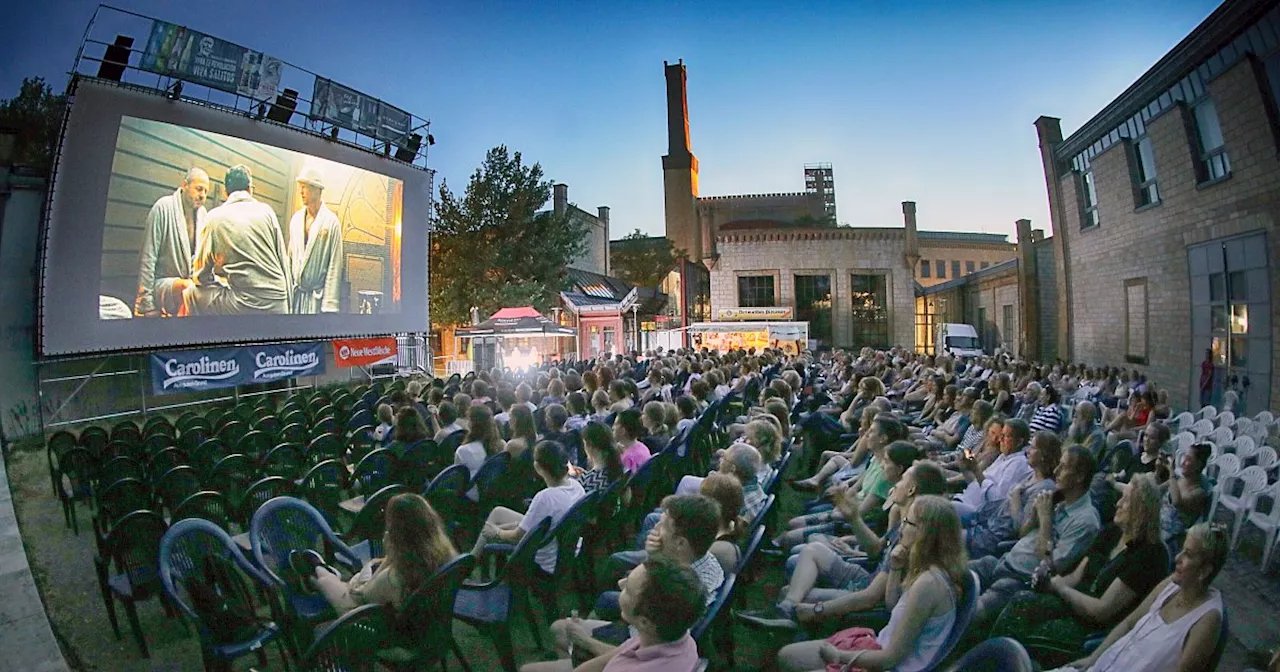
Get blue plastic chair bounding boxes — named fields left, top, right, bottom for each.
left=248, top=496, right=364, bottom=656
left=918, top=569, right=981, bottom=671
left=692, top=573, right=739, bottom=665
left=159, top=518, right=289, bottom=671
left=376, top=553, right=478, bottom=671
left=300, top=603, right=391, bottom=672
left=453, top=517, right=554, bottom=672
left=939, top=636, right=1033, bottom=671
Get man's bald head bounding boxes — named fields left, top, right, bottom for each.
left=182, top=167, right=210, bottom=208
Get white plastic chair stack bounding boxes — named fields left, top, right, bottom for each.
left=1173, top=412, right=1196, bottom=433
left=1215, top=465, right=1269, bottom=548
left=1255, top=410, right=1275, bottom=426
left=1207, top=453, right=1242, bottom=517
left=1198, top=405, right=1218, bottom=422
left=1236, top=417, right=1255, bottom=437
left=1237, top=481, right=1280, bottom=570
left=1191, top=419, right=1215, bottom=438
left=1216, top=410, right=1236, bottom=428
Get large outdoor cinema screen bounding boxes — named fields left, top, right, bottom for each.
left=41, top=79, right=431, bottom=356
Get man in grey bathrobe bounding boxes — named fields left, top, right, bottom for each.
left=134, top=167, right=210, bottom=317
left=183, top=164, right=293, bottom=316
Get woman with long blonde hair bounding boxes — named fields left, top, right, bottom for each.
left=313, top=493, right=457, bottom=614
left=778, top=495, right=967, bottom=671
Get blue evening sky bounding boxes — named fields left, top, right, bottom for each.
left=1, top=0, right=1221, bottom=240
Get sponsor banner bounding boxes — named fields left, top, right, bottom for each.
left=140, top=21, right=246, bottom=93
left=715, top=306, right=794, bottom=321
left=150, top=347, right=244, bottom=394
left=150, top=342, right=325, bottom=395
left=332, top=337, right=397, bottom=368
left=246, top=342, right=326, bottom=383
left=311, top=78, right=412, bottom=144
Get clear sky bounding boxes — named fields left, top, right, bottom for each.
left=1, top=0, right=1222, bottom=240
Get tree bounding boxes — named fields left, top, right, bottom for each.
left=430, top=145, right=588, bottom=326
left=609, top=229, right=686, bottom=289
left=0, top=78, right=67, bottom=173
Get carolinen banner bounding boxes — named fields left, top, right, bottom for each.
left=332, top=337, right=397, bottom=368
left=150, top=342, right=326, bottom=394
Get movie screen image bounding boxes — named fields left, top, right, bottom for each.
left=99, top=117, right=403, bottom=321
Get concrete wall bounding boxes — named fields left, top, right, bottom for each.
left=0, top=170, right=44, bottom=441
left=1047, top=56, right=1280, bottom=411
left=711, top=228, right=915, bottom=349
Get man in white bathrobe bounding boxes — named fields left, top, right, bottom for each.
left=134, top=167, right=209, bottom=317
left=287, top=168, right=344, bottom=313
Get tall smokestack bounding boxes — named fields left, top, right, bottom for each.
left=662, top=60, right=701, bottom=262
left=664, top=60, right=692, bottom=159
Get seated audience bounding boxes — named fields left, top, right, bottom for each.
left=571, top=421, right=625, bottom=495
left=614, top=409, right=652, bottom=474
left=1052, top=522, right=1227, bottom=672
left=967, top=431, right=1061, bottom=559
left=313, top=493, right=457, bottom=614
left=470, top=440, right=585, bottom=572
left=776, top=495, right=968, bottom=672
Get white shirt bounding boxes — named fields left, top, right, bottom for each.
left=520, top=479, right=586, bottom=573
left=455, top=441, right=487, bottom=500
left=958, top=450, right=1032, bottom=510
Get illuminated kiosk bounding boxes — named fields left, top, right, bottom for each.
left=35, top=6, right=434, bottom=426
left=686, top=321, right=810, bottom=355
left=455, top=307, right=577, bottom=372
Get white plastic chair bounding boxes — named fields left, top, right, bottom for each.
left=1198, top=405, right=1218, bottom=421
left=1209, top=426, right=1235, bottom=449
left=1255, top=410, right=1275, bottom=426
left=1235, top=435, right=1258, bottom=465
left=1254, top=446, right=1278, bottom=478
left=1207, top=453, right=1242, bottom=515
left=1216, top=410, right=1236, bottom=428
left=1191, top=419, right=1215, bottom=438
left=1237, top=482, right=1280, bottom=569
left=1173, top=412, right=1196, bottom=433
left=1214, top=465, right=1269, bottom=548
left=1173, top=431, right=1197, bottom=453
left=1236, top=417, right=1255, bottom=436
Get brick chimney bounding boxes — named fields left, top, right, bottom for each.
left=553, top=183, right=568, bottom=216
left=1016, top=218, right=1038, bottom=359
left=598, top=206, right=611, bottom=274
left=902, top=201, right=919, bottom=269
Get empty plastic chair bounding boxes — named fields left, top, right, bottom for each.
left=1215, top=466, right=1270, bottom=548
left=1239, top=481, right=1280, bottom=571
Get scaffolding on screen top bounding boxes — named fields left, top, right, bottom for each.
left=67, top=5, right=435, bottom=171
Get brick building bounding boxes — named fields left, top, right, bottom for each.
left=550, top=183, right=611, bottom=276
left=916, top=220, right=1058, bottom=359
left=1036, top=0, right=1280, bottom=411
left=915, top=231, right=1018, bottom=288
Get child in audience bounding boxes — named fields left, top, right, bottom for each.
left=372, top=403, right=394, bottom=445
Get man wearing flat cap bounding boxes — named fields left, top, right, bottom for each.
left=288, top=167, right=344, bottom=313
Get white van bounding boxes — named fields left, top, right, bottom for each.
left=935, top=323, right=984, bottom=358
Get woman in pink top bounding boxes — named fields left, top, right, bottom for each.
left=615, top=409, right=651, bottom=473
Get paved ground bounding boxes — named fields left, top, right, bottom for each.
left=5, top=433, right=1278, bottom=671
left=0, top=440, right=70, bottom=672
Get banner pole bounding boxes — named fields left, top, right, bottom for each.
left=138, top=354, right=149, bottom=418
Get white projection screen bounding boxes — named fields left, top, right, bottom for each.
left=40, top=78, right=430, bottom=356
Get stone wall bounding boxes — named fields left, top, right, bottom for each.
left=711, top=228, right=915, bottom=349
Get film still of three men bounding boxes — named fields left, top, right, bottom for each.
left=99, top=116, right=403, bottom=320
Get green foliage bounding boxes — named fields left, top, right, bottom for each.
left=609, top=229, right=685, bottom=290
left=430, top=145, right=588, bottom=326
left=0, top=77, right=67, bottom=173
